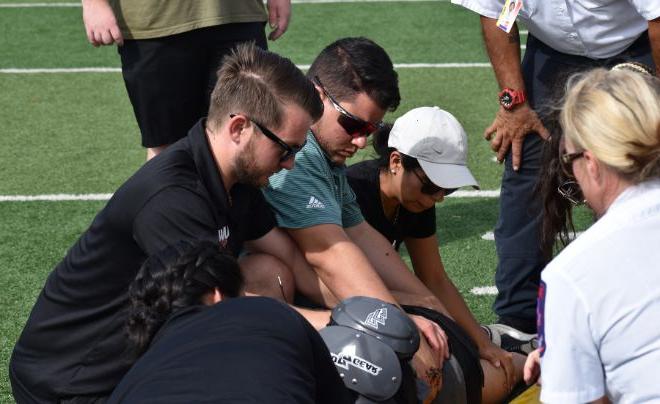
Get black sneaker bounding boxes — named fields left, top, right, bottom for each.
left=482, top=324, right=538, bottom=355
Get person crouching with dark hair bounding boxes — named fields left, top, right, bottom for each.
left=109, top=241, right=351, bottom=404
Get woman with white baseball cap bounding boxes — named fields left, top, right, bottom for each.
left=347, top=106, right=528, bottom=403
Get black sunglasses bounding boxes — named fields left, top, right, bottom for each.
left=411, top=169, right=457, bottom=196
left=557, top=180, right=585, bottom=205
left=313, top=76, right=383, bottom=138
left=230, top=114, right=305, bottom=162
left=559, top=150, right=585, bottom=179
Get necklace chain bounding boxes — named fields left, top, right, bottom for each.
left=391, top=204, right=400, bottom=225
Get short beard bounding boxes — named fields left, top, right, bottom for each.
left=315, top=134, right=347, bottom=166
left=234, top=139, right=268, bottom=188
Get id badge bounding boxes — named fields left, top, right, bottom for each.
left=496, top=0, right=523, bottom=33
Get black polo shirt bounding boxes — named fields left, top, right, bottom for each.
left=10, top=119, right=275, bottom=401
left=108, top=297, right=352, bottom=404
left=346, top=160, right=435, bottom=250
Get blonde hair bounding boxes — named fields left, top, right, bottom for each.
left=560, top=68, right=660, bottom=183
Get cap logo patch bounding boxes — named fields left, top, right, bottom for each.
left=364, top=308, right=387, bottom=329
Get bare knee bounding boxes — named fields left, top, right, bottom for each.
left=146, top=144, right=169, bottom=161
left=239, top=253, right=295, bottom=302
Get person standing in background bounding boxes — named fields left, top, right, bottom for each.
left=82, top=0, right=291, bottom=160
left=524, top=67, right=660, bottom=403
left=451, top=0, right=659, bottom=336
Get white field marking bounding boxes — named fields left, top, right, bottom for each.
left=448, top=189, right=500, bottom=198
left=0, top=0, right=447, bottom=7
left=1, top=189, right=500, bottom=202
left=481, top=231, right=495, bottom=241
left=481, top=230, right=585, bottom=241
left=0, top=193, right=113, bottom=202
left=521, top=45, right=526, bottom=50
left=0, top=63, right=492, bottom=74
left=0, top=67, right=121, bottom=74
left=520, top=30, right=528, bottom=35
left=0, top=2, right=79, bottom=6
left=470, top=286, right=498, bottom=296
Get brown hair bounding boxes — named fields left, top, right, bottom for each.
left=207, top=42, right=323, bottom=131
left=307, top=37, right=400, bottom=112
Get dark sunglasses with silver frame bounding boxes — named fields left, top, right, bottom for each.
left=229, top=114, right=305, bottom=162
left=411, top=169, right=457, bottom=196
left=557, top=180, right=585, bottom=205
left=558, top=148, right=586, bottom=205
left=313, top=76, right=384, bottom=138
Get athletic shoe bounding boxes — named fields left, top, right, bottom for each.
left=482, top=323, right=538, bottom=355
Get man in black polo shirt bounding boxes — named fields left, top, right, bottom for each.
left=9, top=43, right=322, bottom=403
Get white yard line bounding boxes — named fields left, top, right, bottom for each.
left=481, top=230, right=584, bottom=242
left=0, top=67, right=121, bottom=73
left=0, top=63, right=492, bottom=74
left=470, top=286, right=498, bottom=296
left=0, top=189, right=499, bottom=202
left=449, top=189, right=500, bottom=198
left=0, top=2, right=79, bottom=7
left=0, top=193, right=113, bottom=202
left=0, top=0, right=447, bottom=7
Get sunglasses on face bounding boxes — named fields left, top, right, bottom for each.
left=559, top=150, right=585, bottom=178
left=230, top=114, right=305, bottom=162
left=411, top=169, right=457, bottom=196
left=557, top=180, right=585, bottom=205
left=313, top=76, right=383, bottom=138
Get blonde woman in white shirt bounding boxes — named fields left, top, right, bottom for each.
left=524, top=68, right=660, bottom=403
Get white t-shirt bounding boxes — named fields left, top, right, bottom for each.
left=538, top=179, right=660, bottom=403
left=451, top=0, right=660, bottom=59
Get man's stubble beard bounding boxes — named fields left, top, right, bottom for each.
left=233, top=139, right=270, bottom=188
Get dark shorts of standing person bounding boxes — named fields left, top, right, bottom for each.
left=118, top=22, right=267, bottom=148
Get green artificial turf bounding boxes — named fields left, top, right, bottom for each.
left=0, top=2, right=487, bottom=69
left=0, top=1, right=592, bottom=400
left=0, top=201, right=106, bottom=401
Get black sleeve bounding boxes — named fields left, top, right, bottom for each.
left=242, top=188, right=276, bottom=241
left=132, top=186, right=218, bottom=255
left=402, top=207, right=436, bottom=239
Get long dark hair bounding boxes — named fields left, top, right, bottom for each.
left=537, top=127, right=578, bottom=259
left=371, top=123, right=420, bottom=170
left=126, top=241, right=243, bottom=357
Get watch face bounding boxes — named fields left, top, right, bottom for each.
left=500, top=92, right=513, bottom=107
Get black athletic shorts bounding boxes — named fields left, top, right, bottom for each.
left=118, top=22, right=267, bottom=148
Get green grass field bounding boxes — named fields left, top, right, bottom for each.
left=0, top=1, right=592, bottom=401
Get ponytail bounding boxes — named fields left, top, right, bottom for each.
left=125, top=241, right=243, bottom=357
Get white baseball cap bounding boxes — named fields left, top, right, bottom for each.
left=388, top=106, right=479, bottom=190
